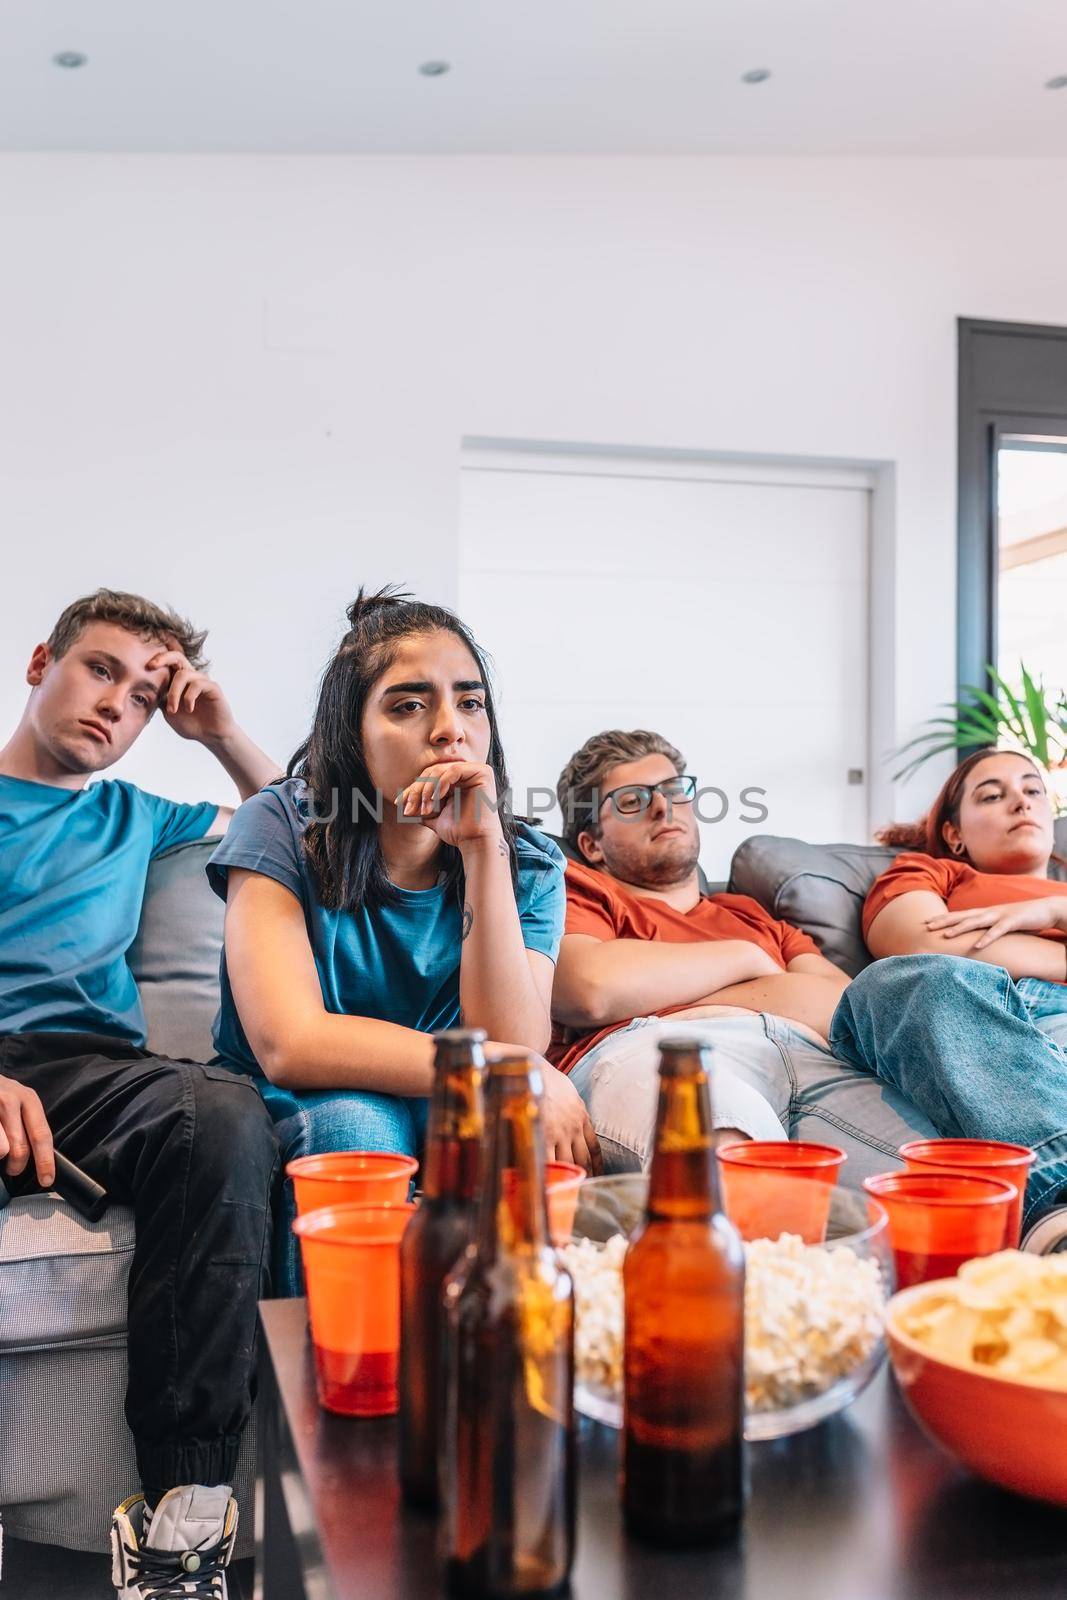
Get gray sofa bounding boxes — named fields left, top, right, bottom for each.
left=3, top=825, right=1064, bottom=1552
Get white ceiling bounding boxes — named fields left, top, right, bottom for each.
left=4, top=0, right=1067, bottom=155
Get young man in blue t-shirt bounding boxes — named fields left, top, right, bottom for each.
left=0, top=588, right=280, bottom=1598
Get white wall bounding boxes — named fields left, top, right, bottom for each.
left=2, top=154, right=1067, bottom=822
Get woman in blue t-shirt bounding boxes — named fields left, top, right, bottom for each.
left=209, top=587, right=599, bottom=1292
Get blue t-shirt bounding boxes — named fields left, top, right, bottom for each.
left=207, top=778, right=566, bottom=1079
left=0, top=775, right=217, bottom=1045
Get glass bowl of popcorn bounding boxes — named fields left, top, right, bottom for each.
left=562, top=1177, right=893, bottom=1440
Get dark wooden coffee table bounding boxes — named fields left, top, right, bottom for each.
left=256, top=1298, right=1067, bottom=1600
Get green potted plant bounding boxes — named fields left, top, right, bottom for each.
left=893, top=663, right=1067, bottom=798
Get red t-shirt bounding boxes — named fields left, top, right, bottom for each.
left=863, top=851, right=1067, bottom=956
left=549, top=858, right=820, bottom=1074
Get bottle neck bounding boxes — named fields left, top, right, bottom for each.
left=646, top=1067, right=721, bottom=1222
left=473, top=1063, right=550, bottom=1256
left=422, top=1060, right=485, bottom=1202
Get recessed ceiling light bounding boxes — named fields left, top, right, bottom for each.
left=741, top=68, right=772, bottom=84
left=1046, top=74, right=1067, bottom=90
left=418, top=61, right=450, bottom=78
left=53, top=50, right=88, bottom=69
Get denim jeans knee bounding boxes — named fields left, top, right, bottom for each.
left=829, top=953, right=1067, bottom=1226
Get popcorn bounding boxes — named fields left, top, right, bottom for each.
left=560, top=1235, right=628, bottom=1395
left=560, top=1230, right=887, bottom=1413
left=744, top=1233, right=885, bottom=1410
left=896, top=1250, right=1067, bottom=1389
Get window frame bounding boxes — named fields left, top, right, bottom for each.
left=958, top=317, right=1067, bottom=698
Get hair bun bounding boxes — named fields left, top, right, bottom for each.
left=345, top=585, right=413, bottom=631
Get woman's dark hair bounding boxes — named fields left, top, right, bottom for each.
left=876, top=747, right=1058, bottom=863
left=288, top=586, right=518, bottom=910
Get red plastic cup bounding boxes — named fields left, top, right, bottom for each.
left=286, top=1151, right=418, bottom=1218
left=862, top=1172, right=1016, bottom=1289
left=293, top=1200, right=415, bottom=1416
left=715, top=1141, right=847, bottom=1243
left=545, top=1161, right=586, bottom=1246
left=500, top=1162, right=586, bottom=1247
left=899, top=1139, right=1035, bottom=1249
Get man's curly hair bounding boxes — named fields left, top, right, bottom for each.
left=47, top=588, right=208, bottom=671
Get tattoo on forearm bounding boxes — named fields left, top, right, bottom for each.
left=461, top=903, right=474, bottom=941
left=498, top=838, right=508, bottom=859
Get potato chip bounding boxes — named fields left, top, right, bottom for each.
left=896, top=1249, right=1067, bottom=1388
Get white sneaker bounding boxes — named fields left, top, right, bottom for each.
left=1021, top=1204, right=1067, bottom=1255
left=111, top=1484, right=238, bottom=1599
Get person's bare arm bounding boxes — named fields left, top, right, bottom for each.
left=552, top=932, right=780, bottom=1030
left=225, top=868, right=437, bottom=1093
left=225, top=867, right=601, bottom=1169
left=458, top=837, right=554, bottom=1055
left=694, top=953, right=850, bottom=1040
left=200, top=719, right=278, bottom=823
left=786, top=951, right=850, bottom=985
left=866, top=890, right=1067, bottom=982
left=396, top=761, right=554, bottom=1052
left=147, top=648, right=279, bottom=829
left=665, top=952, right=850, bottom=1038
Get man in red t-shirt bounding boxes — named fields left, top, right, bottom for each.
left=550, top=729, right=936, bottom=1174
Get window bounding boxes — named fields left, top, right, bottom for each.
left=958, top=319, right=1067, bottom=701
left=997, top=437, right=1067, bottom=695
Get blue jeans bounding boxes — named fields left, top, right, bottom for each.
left=260, top=1080, right=429, bottom=1297
left=829, top=954, right=1067, bottom=1228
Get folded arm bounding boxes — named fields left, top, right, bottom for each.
left=692, top=952, right=851, bottom=1040
left=552, top=933, right=781, bottom=1030
left=457, top=837, right=554, bottom=1055
left=866, top=890, right=1067, bottom=983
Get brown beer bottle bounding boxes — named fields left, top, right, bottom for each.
left=623, top=1037, right=746, bottom=1545
left=399, top=1028, right=487, bottom=1509
left=441, top=1053, right=575, bottom=1598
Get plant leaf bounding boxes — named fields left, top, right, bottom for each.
left=888, top=658, right=1065, bottom=780
left=1019, top=662, right=1051, bottom=766
left=957, top=684, right=1014, bottom=736
left=985, top=666, right=1028, bottom=743
left=891, top=729, right=994, bottom=782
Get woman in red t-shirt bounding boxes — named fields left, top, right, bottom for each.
left=829, top=748, right=1067, bottom=1252
left=864, top=748, right=1067, bottom=975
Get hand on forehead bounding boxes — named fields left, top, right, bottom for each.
left=144, top=641, right=190, bottom=676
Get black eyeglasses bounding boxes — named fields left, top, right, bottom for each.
left=599, top=774, right=698, bottom=817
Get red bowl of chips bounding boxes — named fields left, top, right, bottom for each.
left=887, top=1257, right=1067, bottom=1507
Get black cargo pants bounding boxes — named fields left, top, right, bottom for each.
left=1, top=1031, right=280, bottom=1504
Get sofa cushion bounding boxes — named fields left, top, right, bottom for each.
left=128, top=836, right=223, bottom=1063
left=728, top=837, right=896, bottom=976
left=729, top=821, right=1067, bottom=977
left=0, top=1194, right=133, bottom=1353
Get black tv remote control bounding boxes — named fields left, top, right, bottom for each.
left=0, top=1151, right=108, bottom=1221
left=51, top=1151, right=109, bottom=1222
